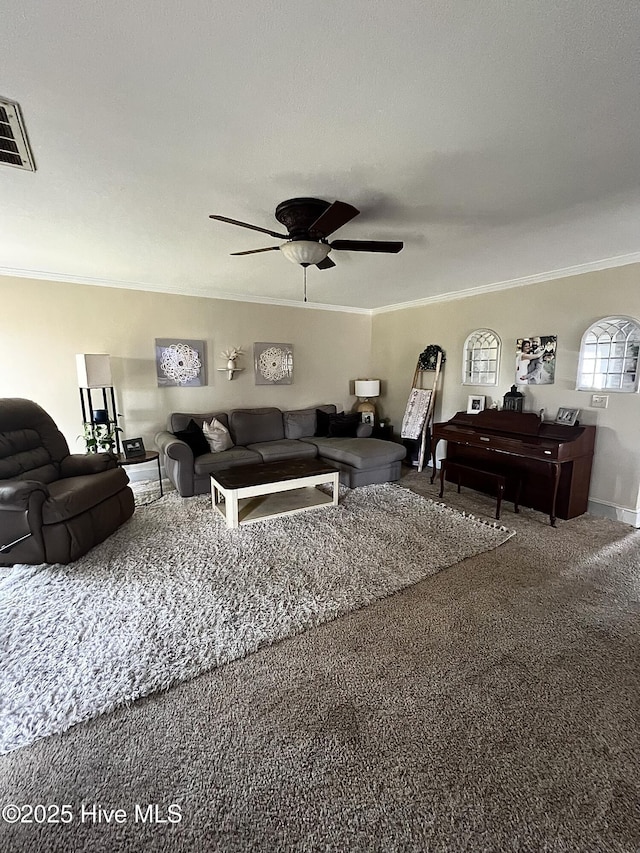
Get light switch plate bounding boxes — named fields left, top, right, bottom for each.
left=591, top=395, right=608, bottom=408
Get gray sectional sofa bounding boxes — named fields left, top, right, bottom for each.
left=155, top=404, right=406, bottom=497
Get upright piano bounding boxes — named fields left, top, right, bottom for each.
left=430, top=410, right=596, bottom=525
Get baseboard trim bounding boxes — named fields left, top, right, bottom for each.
left=587, top=499, right=640, bottom=527
left=418, top=470, right=640, bottom=528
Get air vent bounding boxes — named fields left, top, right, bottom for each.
left=0, top=98, right=36, bottom=171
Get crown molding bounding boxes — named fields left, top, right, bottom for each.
left=372, top=252, right=640, bottom=314
left=3, top=250, right=639, bottom=316
left=0, top=267, right=370, bottom=315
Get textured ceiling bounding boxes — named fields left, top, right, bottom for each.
left=2, top=1, right=640, bottom=310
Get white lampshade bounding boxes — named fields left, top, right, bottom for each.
left=280, top=240, right=331, bottom=266
left=354, top=379, right=380, bottom=398
left=76, top=353, right=112, bottom=388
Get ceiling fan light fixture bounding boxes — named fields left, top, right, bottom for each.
left=280, top=240, right=330, bottom=267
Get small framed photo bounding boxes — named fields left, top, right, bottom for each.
left=361, top=411, right=375, bottom=426
left=467, top=395, right=486, bottom=414
left=555, top=407, right=580, bottom=426
left=122, top=437, right=146, bottom=459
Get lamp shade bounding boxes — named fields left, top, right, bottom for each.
left=280, top=240, right=331, bottom=266
left=354, top=379, right=380, bottom=398
left=76, top=354, right=112, bottom=388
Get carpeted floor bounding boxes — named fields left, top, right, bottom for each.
left=1, top=467, right=639, bottom=852
left=1, top=483, right=512, bottom=754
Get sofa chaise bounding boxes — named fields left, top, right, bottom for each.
left=155, top=405, right=406, bottom=497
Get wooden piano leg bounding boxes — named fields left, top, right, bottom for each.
left=495, top=481, right=504, bottom=520
left=439, top=459, right=446, bottom=498
left=549, top=463, right=561, bottom=526
left=430, top=439, right=441, bottom=484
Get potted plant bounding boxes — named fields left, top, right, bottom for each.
left=80, top=421, right=122, bottom=454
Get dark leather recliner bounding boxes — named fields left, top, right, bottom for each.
left=0, top=398, right=135, bottom=565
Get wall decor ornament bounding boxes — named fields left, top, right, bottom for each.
left=218, top=347, right=245, bottom=380
left=254, top=342, right=293, bottom=385
left=462, top=329, right=500, bottom=386
left=155, top=339, right=207, bottom=387
left=418, top=344, right=446, bottom=370
left=221, top=347, right=244, bottom=370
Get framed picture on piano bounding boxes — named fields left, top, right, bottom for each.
left=555, top=407, right=580, bottom=426
left=467, top=395, right=486, bottom=414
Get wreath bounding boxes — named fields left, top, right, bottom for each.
left=417, top=345, right=446, bottom=371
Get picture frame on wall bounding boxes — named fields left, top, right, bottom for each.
left=515, top=335, right=557, bottom=385
left=467, top=395, right=486, bottom=414
left=155, top=339, right=207, bottom=387
left=555, top=407, right=580, bottom=426
left=253, top=342, right=293, bottom=385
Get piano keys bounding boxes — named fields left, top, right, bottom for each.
left=430, top=409, right=596, bottom=526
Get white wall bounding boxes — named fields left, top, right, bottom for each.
left=372, top=262, right=640, bottom=523
left=0, top=276, right=371, bottom=458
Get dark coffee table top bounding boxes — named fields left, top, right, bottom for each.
left=210, top=458, right=339, bottom=490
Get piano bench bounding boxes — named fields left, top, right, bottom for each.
left=439, top=459, right=519, bottom=521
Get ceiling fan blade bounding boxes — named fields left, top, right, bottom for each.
left=329, top=240, right=404, bottom=253
left=308, top=201, right=360, bottom=237
left=230, top=246, right=281, bottom=256
left=209, top=215, right=288, bottom=240
left=316, top=256, right=336, bottom=270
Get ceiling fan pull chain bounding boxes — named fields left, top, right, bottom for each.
left=303, top=266, right=307, bottom=303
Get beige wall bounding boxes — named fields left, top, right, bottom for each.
left=372, top=263, right=640, bottom=521
left=2, top=265, right=639, bottom=520
left=0, top=276, right=371, bottom=458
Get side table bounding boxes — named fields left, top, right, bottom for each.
left=116, top=451, right=163, bottom=498
left=372, top=424, right=394, bottom=441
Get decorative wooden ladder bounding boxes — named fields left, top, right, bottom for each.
left=401, top=345, right=445, bottom=473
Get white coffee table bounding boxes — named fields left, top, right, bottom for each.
left=210, top=458, right=340, bottom=529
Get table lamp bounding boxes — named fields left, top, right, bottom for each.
left=354, top=379, right=380, bottom=421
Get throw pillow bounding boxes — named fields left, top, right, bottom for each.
left=315, top=408, right=332, bottom=437
left=202, top=417, right=234, bottom=453
left=173, top=419, right=210, bottom=457
left=327, top=412, right=360, bottom=438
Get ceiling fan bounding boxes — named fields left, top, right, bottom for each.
left=209, top=197, right=403, bottom=271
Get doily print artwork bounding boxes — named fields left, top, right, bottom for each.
left=155, top=339, right=207, bottom=387
left=254, top=342, right=293, bottom=385
left=258, top=347, right=289, bottom=382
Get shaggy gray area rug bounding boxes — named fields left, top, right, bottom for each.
left=0, top=483, right=513, bottom=754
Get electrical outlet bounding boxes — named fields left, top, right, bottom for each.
left=591, top=395, right=608, bottom=409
